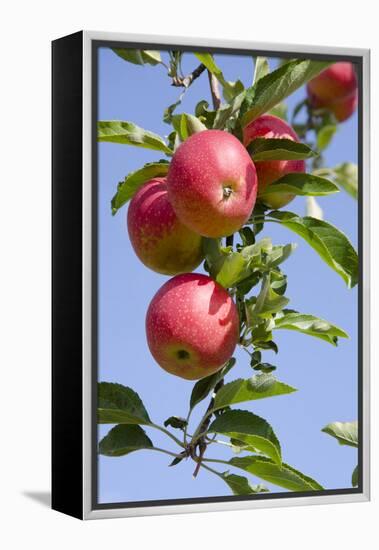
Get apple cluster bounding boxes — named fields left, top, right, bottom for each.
left=126, top=63, right=357, bottom=381
left=307, top=62, right=358, bottom=122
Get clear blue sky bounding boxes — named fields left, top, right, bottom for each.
left=97, top=47, right=358, bottom=504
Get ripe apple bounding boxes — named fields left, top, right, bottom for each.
left=307, top=62, right=358, bottom=122
left=329, top=90, right=358, bottom=122
left=167, top=130, right=257, bottom=238
left=243, top=114, right=306, bottom=209
left=127, top=178, right=203, bottom=275
left=145, top=273, right=239, bottom=380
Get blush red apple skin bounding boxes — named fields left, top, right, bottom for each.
left=127, top=178, right=203, bottom=276
left=167, top=130, right=258, bottom=238
left=243, top=114, right=306, bottom=209
left=307, top=62, right=358, bottom=122
left=329, top=90, right=358, bottom=122
left=145, top=273, right=239, bottom=380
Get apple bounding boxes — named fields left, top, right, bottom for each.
left=307, top=62, right=358, bottom=122
left=167, top=130, right=257, bottom=238
left=243, top=114, right=306, bottom=209
left=145, top=273, right=239, bottom=380
left=330, top=90, right=358, bottom=122
left=127, top=178, right=203, bottom=275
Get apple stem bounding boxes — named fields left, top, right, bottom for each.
left=207, top=71, right=222, bottom=110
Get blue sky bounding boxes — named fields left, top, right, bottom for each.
left=97, top=47, right=358, bottom=504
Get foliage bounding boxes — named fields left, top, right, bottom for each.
left=322, top=421, right=359, bottom=487
left=96, top=51, right=359, bottom=496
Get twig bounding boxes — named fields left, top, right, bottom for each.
left=208, top=71, right=222, bottom=110
left=171, top=63, right=206, bottom=88
left=191, top=378, right=224, bottom=477
left=151, top=447, right=187, bottom=459
left=150, top=422, right=186, bottom=448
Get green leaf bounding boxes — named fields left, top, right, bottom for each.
left=169, top=452, right=186, bottom=467
left=274, top=311, right=348, bottom=345
left=239, top=227, right=256, bottom=246
left=240, top=59, right=332, bottom=127
left=229, top=455, right=323, bottom=491
left=212, top=373, right=297, bottom=411
left=322, top=421, right=358, bottom=448
left=97, top=121, right=172, bottom=154
left=317, top=124, right=337, bottom=151
left=223, top=80, right=245, bottom=103
left=253, top=363, right=277, bottom=373
left=332, top=163, right=358, bottom=199
left=212, top=91, right=246, bottom=130
left=195, top=100, right=217, bottom=128
left=202, top=238, right=246, bottom=288
left=111, top=160, right=170, bottom=215
left=253, top=57, right=270, bottom=84
left=203, top=237, right=291, bottom=290
left=189, top=358, right=236, bottom=411
left=209, top=409, right=282, bottom=465
left=248, top=138, right=317, bottom=161
left=260, top=173, right=339, bottom=198
left=352, top=465, right=359, bottom=487
left=253, top=274, right=290, bottom=317
left=112, top=48, right=162, bottom=66
left=172, top=113, right=207, bottom=141
left=220, top=472, right=269, bottom=495
left=163, top=416, right=188, bottom=430
left=99, top=424, right=153, bottom=457
left=194, top=53, right=228, bottom=84
left=267, top=211, right=358, bottom=288
left=265, top=244, right=296, bottom=268
left=163, top=90, right=186, bottom=124
left=193, top=52, right=240, bottom=101
left=98, top=382, right=151, bottom=425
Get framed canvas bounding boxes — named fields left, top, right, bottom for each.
left=52, top=31, right=370, bottom=520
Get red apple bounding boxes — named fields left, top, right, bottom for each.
left=307, top=62, right=357, bottom=103
left=127, top=178, right=203, bottom=275
left=146, top=273, right=239, bottom=380
left=167, top=130, right=257, bottom=238
left=330, top=90, right=358, bottom=122
left=243, top=114, right=306, bottom=209
left=307, top=62, right=358, bottom=122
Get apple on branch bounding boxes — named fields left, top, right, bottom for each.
left=307, top=62, right=358, bottom=122
left=243, top=114, right=306, bottom=209
left=167, top=130, right=258, bottom=238
left=146, top=273, right=239, bottom=380
left=127, top=177, right=204, bottom=275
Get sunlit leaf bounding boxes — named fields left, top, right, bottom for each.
left=209, top=409, right=282, bottom=465
left=97, top=121, right=172, bottom=154
left=322, top=421, right=358, bottom=447
left=111, top=160, right=170, bottom=214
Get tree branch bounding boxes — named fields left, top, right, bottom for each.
left=171, top=63, right=206, bottom=88
left=208, top=71, right=222, bottom=110
left=191, top=378, right=224, bottom=477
